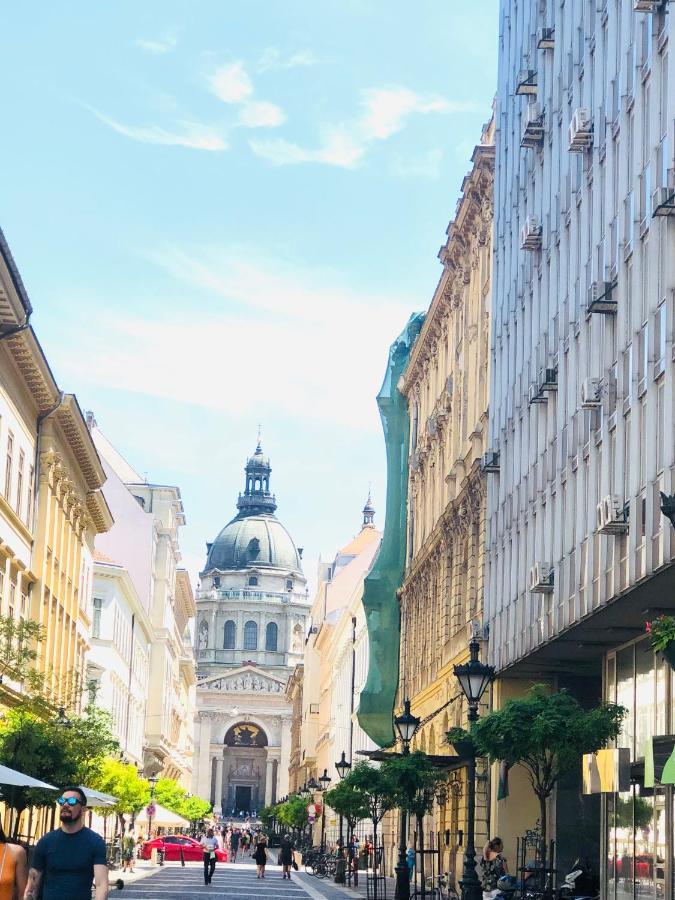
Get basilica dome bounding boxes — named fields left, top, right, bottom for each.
left=202, top=442, right=303, bottom=575
left=205, top=514, right=302, bottom=572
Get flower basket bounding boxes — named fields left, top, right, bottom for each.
left=646, top=615, right=675, bottom=667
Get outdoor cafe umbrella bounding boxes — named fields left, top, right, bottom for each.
left=0, top=764, right=57, bottom=791
left=79, top=786, right=118, bottom=808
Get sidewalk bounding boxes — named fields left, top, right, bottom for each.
left=106, top=858, right=179, bottom=888
left=296, top=870, right=396, bottom=899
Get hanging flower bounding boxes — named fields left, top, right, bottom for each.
left=645, top=615, right=675, bottom=651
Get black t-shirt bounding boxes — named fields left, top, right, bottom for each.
left=32, top=827, right=107, bottom=900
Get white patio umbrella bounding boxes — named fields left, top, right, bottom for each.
left=0, top=764, right=57, bottom=790
left=79, top=786, right=118, bottom=808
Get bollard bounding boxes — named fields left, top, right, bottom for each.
left=157, top=848, right=165, bottom=867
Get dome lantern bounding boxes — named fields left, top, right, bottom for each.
left=237, top=440, right=277, bottom=517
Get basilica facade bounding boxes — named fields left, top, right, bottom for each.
left=192, top=443, right=309, bottom=817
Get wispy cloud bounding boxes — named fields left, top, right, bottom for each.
left=208, top=61, right=254, bottom=104
left=207, top=61, right=285, bottom=130
left=46, top=245, right=414, bottom=433
left=134, top=29, right=179, bottom=55
left=86, top=106, right=228, bottom=151
left=257, top=47, right=319, bottom=72
left=250, top=85, right=471, bottom=169
left=239, top=101, right=286, bottom=129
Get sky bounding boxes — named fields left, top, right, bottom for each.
left=0, top=1, right=498, bottom=591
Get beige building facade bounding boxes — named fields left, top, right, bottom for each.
left=398, top=117, right=495, bottom=883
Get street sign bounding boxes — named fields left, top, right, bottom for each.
left=146, top=803, right=156, bottom=817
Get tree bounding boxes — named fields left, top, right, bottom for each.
left=93, top=759, right=150, bottom=832
left=347, top=762, right=397, bottom=870
left=452, top=685, right=625, bottom=867
left=0, top=617, right=44, bottom=687
left=276, top=795, right=309, bottom=835
left=153, top=778, right=186, bottom=814
left=178, top=795, right=212, bottom=826
left=323, top=779, right=369, bottom=841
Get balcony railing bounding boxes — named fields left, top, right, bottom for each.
left=195, top=588, right=304, bottom=603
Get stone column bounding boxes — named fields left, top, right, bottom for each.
left=265, top=756, right=275, bottom=806
left=196, top=714, right=213, bottom=800
left=214, top=757, right=224, bottom=815
left=279, top=718, right=292, bottom=797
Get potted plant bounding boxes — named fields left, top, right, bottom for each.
left=646, top=615, right=675, bottom=668
left=445, top=727, right=475, bottom=758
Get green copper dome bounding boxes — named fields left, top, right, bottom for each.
left=204, top=514, right=302, bottom=573
left=203, top=442, right=303, bottom=574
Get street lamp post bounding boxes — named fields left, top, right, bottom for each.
left=147, top=775, right=158, bottom=842
left=394, top=698, right=420, bottom=900
left=335, top=751, right=351, bottom=884
left=318, top=769, right=332, bottom=853
left=453, top=639, right=495, bottom=900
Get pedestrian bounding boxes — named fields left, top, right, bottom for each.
left=279, top=834, right=294, bottom=880
left=24, top=786, right=108, bottom=900
left=0, top=821, right=27, bottom=899
left=229, top=828, right=240, bottom=862
left=121, top=827, right=136, bottom=874
left=253, top=835, right=268, bottom=879
left=200, top=827, right=219, bottom=886
left=406, top=845, right=416, bottom=881
left=240, top=830, right=249, bottom=856
left=480, top=837, right=508, bottom=900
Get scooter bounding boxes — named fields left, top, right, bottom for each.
left=558, top=858, right=599, bottom=900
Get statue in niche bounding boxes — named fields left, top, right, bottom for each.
left=292, top=624, right=303, bottom=654
left=198, top=620, right=209, bottom=649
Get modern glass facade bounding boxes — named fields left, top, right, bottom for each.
left=605, top=637, right=672, bottom=900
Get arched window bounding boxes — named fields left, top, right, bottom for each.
left=265, top=622, right=278, bottom=651
left=248, top=576, right=258, bottom=586
left=286, top=579, right=293, bottom=591
left=223, top=620, right=236, bottom=650
left=244, top=620, right=258, bottom=651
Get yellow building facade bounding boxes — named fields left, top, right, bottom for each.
left=398, top=117, right=494, bottom=885
left=0, top=229, right=112, bottom=711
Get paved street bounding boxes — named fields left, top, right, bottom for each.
left=121, top=861, right=315, bottom=899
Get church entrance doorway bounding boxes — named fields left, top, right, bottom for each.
left=235, top=786, right=252, bottom=814
left=222, top=722, right=270, bottom=818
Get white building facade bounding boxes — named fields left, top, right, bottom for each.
left=192, top=443, right=309, bottom=817
left=487, top=0, right=675, bottom=887
left=87, top=554, right=152, bottom=768
left=89, top=417, right=196, bottom=787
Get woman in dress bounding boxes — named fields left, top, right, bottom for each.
left=253, top=834, right=268, bottom=879
left=121, top=827, right=136, bottom=874
left=0, top=823, right=27, bottom=900
left=279, top=834, right=294, bottom=880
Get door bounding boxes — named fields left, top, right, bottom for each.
left=162, top=837, right=180, bottom=861
left=180, top=838, right=202, bottom=862
left=235, top=785, right=252, bottom=813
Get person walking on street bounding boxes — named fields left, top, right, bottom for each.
left=253, top=835, right=268, bottom=879
left=24, top=786, right=108, bottom=900
left=0, top=822, right=27, bottom=900
left=279, top=834, right=294, bottom=880
left=229, top=828, right=240, bottom=863
left=200, top=828, right=219, bottom=885
left=121, top=827, right=136, bottom=874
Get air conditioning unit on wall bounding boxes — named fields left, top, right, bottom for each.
left=569, top=108, right=593, bottom=151
left=480, top=450, right=500, bottom=473
left=596, top=496, right=629, bottom=534
left=530, top=563, right=554, bottom=593
left=521, top=216, right=542, bottom=251
left=634, top=0, right=664, bottom=11
left=581, top=378, right=602, bottom=409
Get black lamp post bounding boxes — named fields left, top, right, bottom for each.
left=394, top=698, right=420, bottom=900
left=318, top=769, right=332, bottom=853
left=147, top=775, right=158, bottom=839
left=335, top=751, right=351, bottom=884
left=453, top=639, right=495, bottom=900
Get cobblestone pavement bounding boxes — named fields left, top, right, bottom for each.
left=118, top=860, right=313, bottom=898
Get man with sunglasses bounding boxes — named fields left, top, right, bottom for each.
left=24, top=786, right=108, bottom=899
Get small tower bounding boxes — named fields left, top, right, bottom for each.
left=362, top=491, right=376, bottom=528
left=237, top=441, right=277, bottom=516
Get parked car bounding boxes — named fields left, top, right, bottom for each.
left=141, top=835, right=228, bottom=863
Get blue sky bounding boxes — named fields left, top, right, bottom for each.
left=0, top=1, right=498, bottom=588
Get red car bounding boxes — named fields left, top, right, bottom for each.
left=141, top=835, right=228, bottom=863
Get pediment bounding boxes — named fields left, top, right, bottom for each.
left=197, top=664, right=287, bottom=695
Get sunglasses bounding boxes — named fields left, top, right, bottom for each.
left=57, top=796, right=82, bottom=807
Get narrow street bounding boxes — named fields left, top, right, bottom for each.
left=121, top=861, right=325, bottom=899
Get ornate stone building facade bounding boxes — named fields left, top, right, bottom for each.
left=399, top=116, right=494, bottom=883
left=192, top=444, right=309, bottom=816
